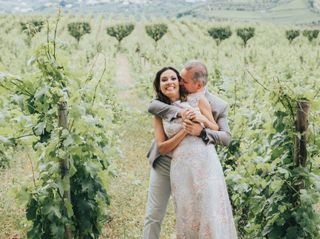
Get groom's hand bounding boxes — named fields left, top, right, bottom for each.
left=183, top=119, right=202, bottom=136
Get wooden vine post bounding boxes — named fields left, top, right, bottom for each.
left=58, top=102, right=72, bottom=239
left=294, top=99, right=310, bottom=167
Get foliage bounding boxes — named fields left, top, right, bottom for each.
left=0, top=136, right=11, bottom=168
left=236, top=27, right=255, bottom=47
left=145, top=23, right=168, bottom=43
left=106, top=23, right=135, bottom=44
left=302, top=29, right=319, bottom=42
left=1, top=19, right=117, bottom=238
left=20, top=20, right=44, bottom=38
left=254, top=96, right=319, bottom=238
left=176, top=10, right=196, bottom=18
left=20, top=20, right=44, bottom=46
left=218, top=86, right=320, bottom=238
left=208, top=26, right=232, bottom=46
left=67, top=22, right=91, bottom=43
left=286, top=29, right=300, bottom=44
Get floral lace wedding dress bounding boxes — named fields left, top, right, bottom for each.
left=162, top=92, right=238, bottom=239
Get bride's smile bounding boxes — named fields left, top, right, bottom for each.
left=159, top=69, right=180, bottom=102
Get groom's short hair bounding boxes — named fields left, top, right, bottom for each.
left=183, top=60, right=208, bottom=86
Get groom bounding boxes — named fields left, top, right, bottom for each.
left=143, top=60, right=232, bottom=239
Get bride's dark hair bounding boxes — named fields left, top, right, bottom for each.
left=153, top=66, right=187, bottom=104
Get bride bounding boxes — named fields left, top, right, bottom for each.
left=152, top=65, right=238, bottom=238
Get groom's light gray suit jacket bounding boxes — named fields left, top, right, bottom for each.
left=147, top=90, right=232, bottom=167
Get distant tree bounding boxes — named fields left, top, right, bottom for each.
left=20, top=20, right=44, bottom=38
left=145, top=23, right=168, bottom=45
left=106, top=23, right=135, bottom=46
left=208, top=26, right=232, bottom=46
left=67, top=22, right=91, bottom=43
left=236, top=27, right=255, bottom=47
left=176, top=11, right=194, bottom=18
left=302, top=29, right=319, bottom=42
left=285, top=30, right=300, bottom=44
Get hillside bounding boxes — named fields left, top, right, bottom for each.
left=0, top=0, right=320, bottom=24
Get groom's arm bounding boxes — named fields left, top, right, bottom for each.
left=205, top=104, right=231, bottom=146
left=184, top=104, right=231, bottom=146
left=148, top=99, right=181, bottom=121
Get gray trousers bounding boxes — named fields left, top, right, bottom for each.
left=143, top=156, right=171, bottom=239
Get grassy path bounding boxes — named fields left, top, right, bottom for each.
left=0, top=149, right=33, bottom=239
left=102, top=54, right=175, bottom=238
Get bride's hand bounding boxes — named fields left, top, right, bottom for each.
left=183, top=119, right=203, bottom=136
left=180, top=108, right=196, bottom=121
left=191, top=113, right=208, bottom=124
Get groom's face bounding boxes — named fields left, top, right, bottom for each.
left=180, top=69, right=198, bottom=94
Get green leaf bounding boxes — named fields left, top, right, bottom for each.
left=286, top=226, right=298, bottom=239
left=63, top=134, right=74, bottom=147
left=48, top=205, right=62, bottom=219
left=278, top=167, right=290, bottom=179
left=270, top=179, right=284, bottom=193
left=268, top=226, right=284, bottom=239
left=26, top=197, right=38, bottom=220
left=50, top=223, right=64, bottom=238
left=0, top=135, right=9, bottom=143
left=34, top=121, right=46, bottom=135
left=34, top=85, right=49, bottom=99
left=64, top=199, right=74, bottom=218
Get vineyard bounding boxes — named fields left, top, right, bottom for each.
left=0, top=12, right=320, bottom=239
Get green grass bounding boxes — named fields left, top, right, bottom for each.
left=0, top=149, right=33, bottom=239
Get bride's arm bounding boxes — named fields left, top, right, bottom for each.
left=198, top=97, right=219, bottom=131
left=154, top=116, right=188, bottom=155
left=191, top=96, right=219, bottom=131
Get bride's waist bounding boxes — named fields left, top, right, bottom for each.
left=175, top=136, right=207, bottom=150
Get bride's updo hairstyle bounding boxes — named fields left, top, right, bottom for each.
left=153, top=66, right=187, bottom=104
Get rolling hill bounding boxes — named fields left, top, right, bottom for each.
left=0, top=0, right=320, bottom=25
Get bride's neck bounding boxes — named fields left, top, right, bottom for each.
left=169, top=95, right=180, bottom=103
